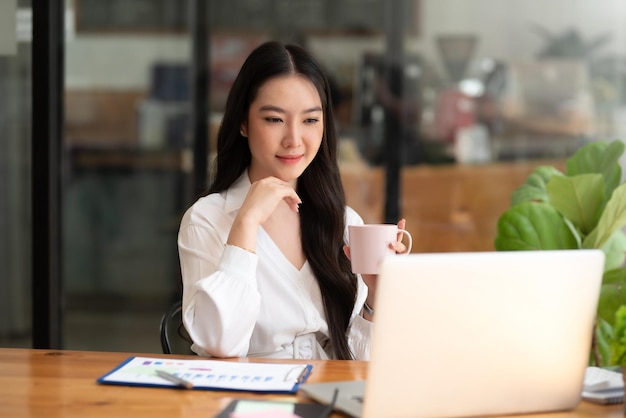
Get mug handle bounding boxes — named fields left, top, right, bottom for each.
left=398, top=229, right=412, bottom=254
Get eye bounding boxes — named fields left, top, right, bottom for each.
left=304, top=118, right=320, bottom=124
left=265, top=117, right=283, bottom=123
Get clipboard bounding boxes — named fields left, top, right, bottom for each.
left=97, top=356, right=312, bottom=394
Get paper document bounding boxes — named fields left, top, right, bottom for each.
left=97, top=356, right=312, bottom=393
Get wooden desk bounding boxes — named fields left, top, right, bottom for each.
left=0, top=348, right=365, bottom=418
left=0, top=348, right=622, bottom=418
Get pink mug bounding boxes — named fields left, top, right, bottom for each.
left=348, top=224, right=413, bottom=275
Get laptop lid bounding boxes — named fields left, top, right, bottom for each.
left=299, top=250, right=605, bottom=417
left=362, top=249, right=604, bottom=418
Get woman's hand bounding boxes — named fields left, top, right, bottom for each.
left=239, top=177, right=301, bottom=222
left=227, top=176, right=301, bottom=252
left=390, top=218, right=408, bottom=254
left=344, top=218, right=409, bottom=320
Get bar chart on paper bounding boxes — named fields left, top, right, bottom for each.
left=97, top=356, right=312, bottom=393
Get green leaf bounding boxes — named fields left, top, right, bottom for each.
left=609, top=305, right=626, bottom=364
left=603, top=266, right=626, bottom=285
left=595, top=318, right=614, bottom=366
left=598, top=276, right=626, bottom=326
left=584, top=182, right=626, bottom=249
left=566, top=140, right=624, bottom=199
left=494, top=202, right=578, bottom=250
left=600, top=267, right=626, bottom=336
left=546, top=174, right=605, bottom=235
left=601, top=231, right=626, bottom=271
left=511, top=166, right=563, bottom=205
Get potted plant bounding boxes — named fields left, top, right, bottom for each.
left=494, top=139, right=626, bottom=366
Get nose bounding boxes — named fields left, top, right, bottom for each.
left=282, top=121, right=302, bottom=148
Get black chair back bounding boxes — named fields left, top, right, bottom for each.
left=159, top=300, right=194, bottom=354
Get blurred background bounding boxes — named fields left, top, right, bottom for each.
left=2, top=0, right=626, bottom=352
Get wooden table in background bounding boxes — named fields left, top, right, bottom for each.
left=0, top=348, right=622, bottom=418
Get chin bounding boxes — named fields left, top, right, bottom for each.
left=277, top=164, right=308, bottom=178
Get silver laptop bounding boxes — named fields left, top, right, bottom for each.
left=299, top=250, right=605, bottom=418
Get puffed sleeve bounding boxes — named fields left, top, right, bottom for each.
left=178, top=207, right=262, bottom=358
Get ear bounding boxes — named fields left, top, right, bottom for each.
left=239, top=122, right=248, bottom=138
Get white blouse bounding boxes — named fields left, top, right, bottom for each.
left=178, top=172, right=373, bottom=360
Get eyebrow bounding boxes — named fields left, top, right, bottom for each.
left=258, top=104, right=323, bottom=114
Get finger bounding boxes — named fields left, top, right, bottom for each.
left=241, top=178, right=302, bottom=223
left=396, top=218, right=406, bottom=241
left=283, top=196, right=301, bottom=213
left=268, top=178, right=301, bottom=212
left=389, top=241, right=407, bottom=254
left=258, top=177, right=302, bottom=212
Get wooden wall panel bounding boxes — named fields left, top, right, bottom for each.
left=341, top=159, right=566, bottom=253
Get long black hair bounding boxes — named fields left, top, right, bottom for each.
left=208, top=41, right=357, bottom=360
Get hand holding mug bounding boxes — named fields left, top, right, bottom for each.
left=347, top=221, right=412, bottom=275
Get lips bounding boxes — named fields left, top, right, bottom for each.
left=277, top=154, right=303, bottom=164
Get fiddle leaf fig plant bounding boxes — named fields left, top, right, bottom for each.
left=494, top=139, right=626, bottom=366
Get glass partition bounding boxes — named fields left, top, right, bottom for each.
left=0, top=0, right=32, bottom=348
left=62, top=0, right=192, bottom=352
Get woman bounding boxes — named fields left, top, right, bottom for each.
left=178, top=41, right=406, bottom=360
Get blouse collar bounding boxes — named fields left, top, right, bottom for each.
left=223, top=170, right=251, bottom=213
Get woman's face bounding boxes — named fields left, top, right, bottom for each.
left=243, top=74, right=324, bottom=186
